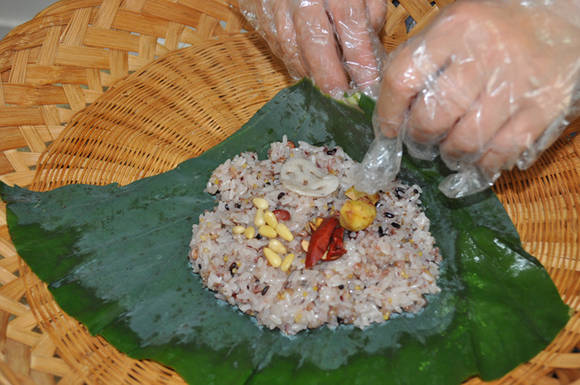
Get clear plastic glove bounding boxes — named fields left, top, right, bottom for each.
left=373, top=0, right=580, bottom=198
left=239, top=0, right=387, bottom=98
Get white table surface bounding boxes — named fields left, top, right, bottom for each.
left=0, top=0, right=52, bottom=38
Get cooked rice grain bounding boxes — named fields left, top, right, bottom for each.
left=189, top=139, right=441, bottom=335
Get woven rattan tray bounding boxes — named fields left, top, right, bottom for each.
left=0, top=1, right=579, bottom=384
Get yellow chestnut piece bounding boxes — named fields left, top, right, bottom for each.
left=345, top=186, right=380, bottom=205
left=339, top=200, right=376, bottom=231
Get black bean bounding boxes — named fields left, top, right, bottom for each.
left=413, top=188, right=419, bottom=194
left=326, top=148, right=338, bottom=155
left=234, top=203, right=241, bottom=209
left=378, top=226, right=386, bottom=237
left=277, top=192, right=286, bottom=200
left=338, top=284, right=344, bottom=290
left=384, top=212, right=394, bottom=218
left=261, top=286, right=270, bottom=295
left=391, top=222, right=401, bottom=229
left=229, top=262, right=238, bottom=275
left=224, top=203, right=230, bottom=211
left=336, top=316, right=344, bottom=324
left=394, top=187, right=406, bottom=199
left=256, top=234, right=263, bottom=240
left=197, top=263, right=201, bottom=269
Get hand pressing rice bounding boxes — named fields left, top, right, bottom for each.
left=189, top=138, right=441, bottom=335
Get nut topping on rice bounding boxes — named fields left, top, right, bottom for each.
left=189, top=138, right=441, bottom=335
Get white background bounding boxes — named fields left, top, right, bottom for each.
left=0, top=1, right=54, bottom=38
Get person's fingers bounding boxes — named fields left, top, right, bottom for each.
left=326, top=0, right=381, bottom=90
left=365, top=0, right=388, bottom=33
left=271, top=0, right=306, bottom=77
left=375, top=26, right=454, bottom=138
left=477, top=107, right=548, bottom=175
left=250, top=1, right=283, bottom=55
left=406, top=57, right=484, bottom=145
left=293, top=1, right=349, bottom=96
left=439, top=76, right=514, bottom=163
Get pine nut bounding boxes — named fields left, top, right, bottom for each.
left=252, top=197, right=269, bottom=210
left=264, top=211, right=278, bottom=227
left=276, top=223, right=293, bottom=241
left=281, top=253, right=295, bottom=272
left=263, top=247, right=282, bottom=267
left=268, top=239, right=287, bottom=255
left=244, top=226, right=255, bottom=239
left=254, top=209, right=265, bottom=227
left=232, top=226, right=245, bottom=234
left=258, top=225, right=277, bottom=238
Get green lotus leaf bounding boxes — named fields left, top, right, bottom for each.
left=1, top=80, right=569, bottom=385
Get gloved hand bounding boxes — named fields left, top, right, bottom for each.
left=373, top=0, right=580, bottom=198
left=239, top=0, right=387, bottom=98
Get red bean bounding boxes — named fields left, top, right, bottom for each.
left=273, top=209, right=291, bottom=221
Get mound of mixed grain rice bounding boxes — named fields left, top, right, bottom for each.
left=189, top=138, right=441, bottom=335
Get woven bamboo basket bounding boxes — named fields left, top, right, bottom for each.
left=0, top=0, right=578, bottom=384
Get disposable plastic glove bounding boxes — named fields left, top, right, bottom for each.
left=374, top=0, right=580, bottom=198
left=239, top=0, right=387, bottom=98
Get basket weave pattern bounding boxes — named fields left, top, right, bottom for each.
left=0, top=0, right=578, bottom=384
